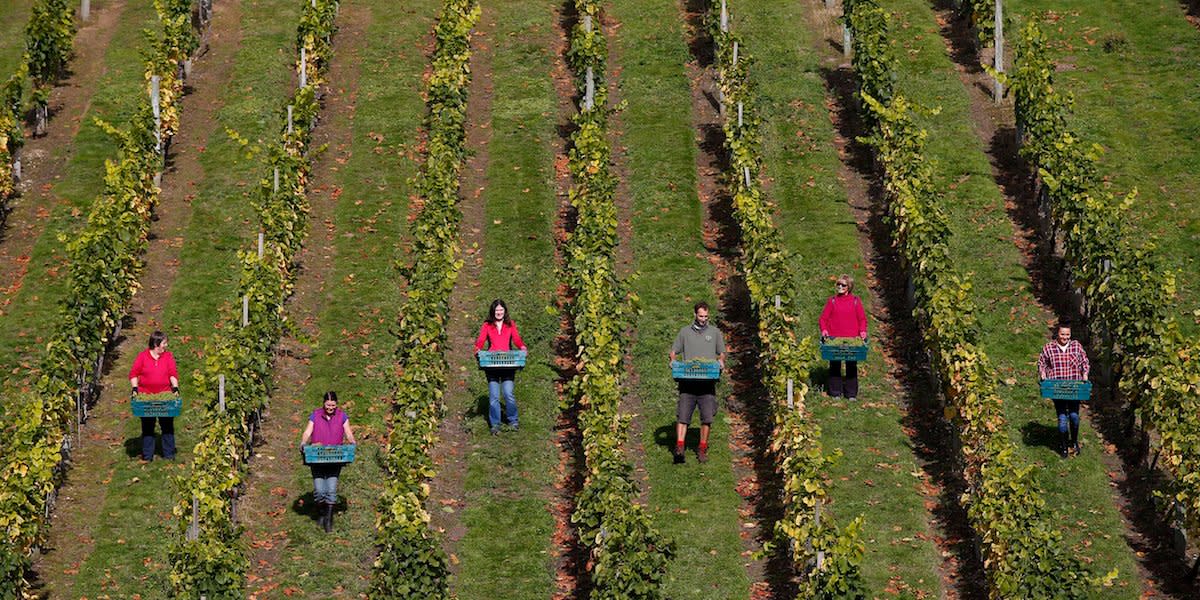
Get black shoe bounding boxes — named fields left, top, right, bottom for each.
left=1058, top=431, right=1070, bottom=458
left=697, top=447, right=708, bottom=463
left=323, top=503, right=335, bottom=533
left=490, top=427, right=500, bottom=436
left=673, top=446, right=685, bottom=464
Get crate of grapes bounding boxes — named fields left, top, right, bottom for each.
left=820, top=337, right=869, bottom=362
left=671, top=359, right=722, bottom=381
left=303, top=444, right=357, bottom=464
left=1039, top=379, right=1092, bottom=401
left=478, top=350, right=527, bottom=369
left=131, top=392, right=182, bottom=417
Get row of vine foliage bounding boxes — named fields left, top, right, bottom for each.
left=366, top=1, right=478, bottom=598
left=165, top=1, right=338, bottom=597
left=560, top=1, right=675, bottom=597
left=0, top=0, right=76, bottom=216
left=843, top=1, right=1110, bottom=597
left=0, top=1, right=199, bottom=597
left=1008, top=15, right=1200, bottom=554
left=706, top=2, right=868, bottom=597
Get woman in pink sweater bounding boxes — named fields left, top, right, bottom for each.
left=818, top=274, right=868, bottom=399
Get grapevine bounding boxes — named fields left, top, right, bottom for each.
left=707, top=2, right=869, bottom=596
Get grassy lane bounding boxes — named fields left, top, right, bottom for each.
left=0, top=0, right=34, bottom=77
left=59, top=1, right=304, bottom=596
left=1005, top=0, right=1200, bottom=329
left=450, top=1, right=560, bottom=598
left=241, top=0, right=434, bottom=596
left=608, top=1, right=749, bottom=598
left=737, top=1, right=946, bottom=595
left=885, top=0, right=1141, bottom=595
left=0, top=0, right=156, bottom=384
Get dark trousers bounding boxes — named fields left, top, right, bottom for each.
left=1054, top=400, right=1081, bottom=437
left=141, top=417, right=176, bottom=460
left=826, top=361, right=859, bottom=398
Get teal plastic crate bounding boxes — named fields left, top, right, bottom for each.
left=1040, top=379, right=1092, bottom=401
left=303, top=444, right=356, bottom=464
left=478, top=350, right=527, bottom=369
left=671, top=359, right=721, bottom=380
left=820, top=338, right=869, bottom=361
left=131, top=396, right=182, bottom=417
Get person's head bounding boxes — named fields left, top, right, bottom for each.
left=693, top=301, right=710, bottom=327
left=835, top=274, right=854, bottom=296
left=148, top=331, right=168, bottom=353
left=1055, top=322, right=1072, bottom=345
left=322, top=391, right=338, bottom=415
left=486, top=299, right=511, bottom=324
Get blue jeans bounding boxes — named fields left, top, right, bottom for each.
left=487, top=371, right=517, bottom=429
left=311, top=464, right=342, bottom=504
left=1054, top=399, right=1081, bottom=433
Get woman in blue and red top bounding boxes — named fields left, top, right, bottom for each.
left=1037, top=322, right=1090, bottom=458
left=128, top=330, right=179, bottom=461
left=474, top=299, right=527, bottom=435
left=818, top=274, right=868, bottom=399
left=301, top=391, right=356, bottom=532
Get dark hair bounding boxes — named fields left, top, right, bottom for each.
left=485, top=299, right=512, bottom=325
left=1056, top=321, right=1073, bottom=332
left=148, top=330, right=167, bottom=350
left=323, top=391, right=338, bottom=403
left=693, top=301, right=709, bottom=314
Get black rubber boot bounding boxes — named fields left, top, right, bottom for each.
left=317, top=503, right=328, bottom=530
left=1058, top=431, right=1070, bottom=459
left=1069, top=421, right=1081, bottom=455
left=323, top=502, right=335, bottom=533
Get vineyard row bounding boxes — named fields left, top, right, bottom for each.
left=165, top=0, right=340, bottom=596
left=0, top=0, right=201, bottom=596
left=843, top=0, right=1104, bottom=596
left=368, top=0, right=479, bottom=597
left=705, top=0, right=869, bottom=596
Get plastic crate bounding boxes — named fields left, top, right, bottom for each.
left=820, top=338, right=869, bottom=362
left=303, top=444, right=356, bottom=464
left=671, top=360, right=722, bottom=380
left=131, top=396, right=182, bottom=417
left=1040, top=379, right=1092, bottom=401
left=478, top=350, right=527, bottom=369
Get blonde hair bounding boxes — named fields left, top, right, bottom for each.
left=835, top=274, right=854, bottom=293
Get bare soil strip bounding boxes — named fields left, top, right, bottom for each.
left=237, top=5, right=372, bottom=597
left=428, top=0, right=496, bottom=580
left=928, top=4, right=1200, bottom=597
left=29, top=0, right=246, bottom=595
left=0, top=0, right=128, bottom=311
left=800, top=1, right=988, bottom=596
left=675, top=1, right=786, bottom=596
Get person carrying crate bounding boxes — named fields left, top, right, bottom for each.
left=669, top=301, right=725, bottom=464
left=1037, top=322, right=1090, bottom=458
left=818, top=274, right=868, bottom=399
left=300, top=391, right=356, bottom=532
left=128, top=331, right=180, bottom=461
left=474, top=299, right=527, bottom=435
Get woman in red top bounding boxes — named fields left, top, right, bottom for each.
left=474, top=299, right=527, bottom=435
left=128, top=331, right=180, bottom=461
left=818, top=274, right=868, bottom=399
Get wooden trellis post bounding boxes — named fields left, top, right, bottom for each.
left=993, top=0, right=1004, bottom=103
left=287, top=105, right=294, bottom=134
left=843, top=26, right=852, bottom=59
left=218, top=374, right=226, bottom=413
left=81, top=0, right=90, bottom=21
left=585, top=67, right=595, bottom=110
left=150, top=76, right=162, bottom=152
left=258, top=232, right=265, bottom=258
left=720, top=0, right=728, bottom=32
left=786, top=378, right=794, bottom=409
left=299, top=47, right=308, bottom=88
left=187, top=494, right=199, bottom=540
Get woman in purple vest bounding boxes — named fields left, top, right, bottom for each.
left=301, top=391, right=356, bottom=532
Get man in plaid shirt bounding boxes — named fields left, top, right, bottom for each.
left=1038, top=323, right=1090, bottom=457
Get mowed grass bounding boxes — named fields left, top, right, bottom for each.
left=451, top=2, right=561, bottom=597
left=608, top=0, right=750, bottom=598
left=0, top=0, right=33, bottom=77
left=739, top=1, right=944, bottom=595
left=886, top=0, right=1141, bottom=595
left=62, top=0, right=303, bottom=596
left=1006, top=0, right=1200, bottom=333
left=245, top=0, right=434, bottom=596
left=0, top=0, right=156, bottom=388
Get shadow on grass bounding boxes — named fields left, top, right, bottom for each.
left=1019, top=420, right=1061, bottom=454
left=652, top=422, right=702, bottom=454
left=290, top=491, right=348, bottom=522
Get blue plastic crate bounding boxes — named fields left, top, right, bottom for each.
left=671, top=360, right=722, bottom=380
left=131, top=396, right=182, bottom=417
left=1040, top=379, right=1092, bottom=401
left=820, top=338, right=869, bottom=362
left=478, top=350, right=527, bottom=369
left=303, top=444, right=356, bottom=464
